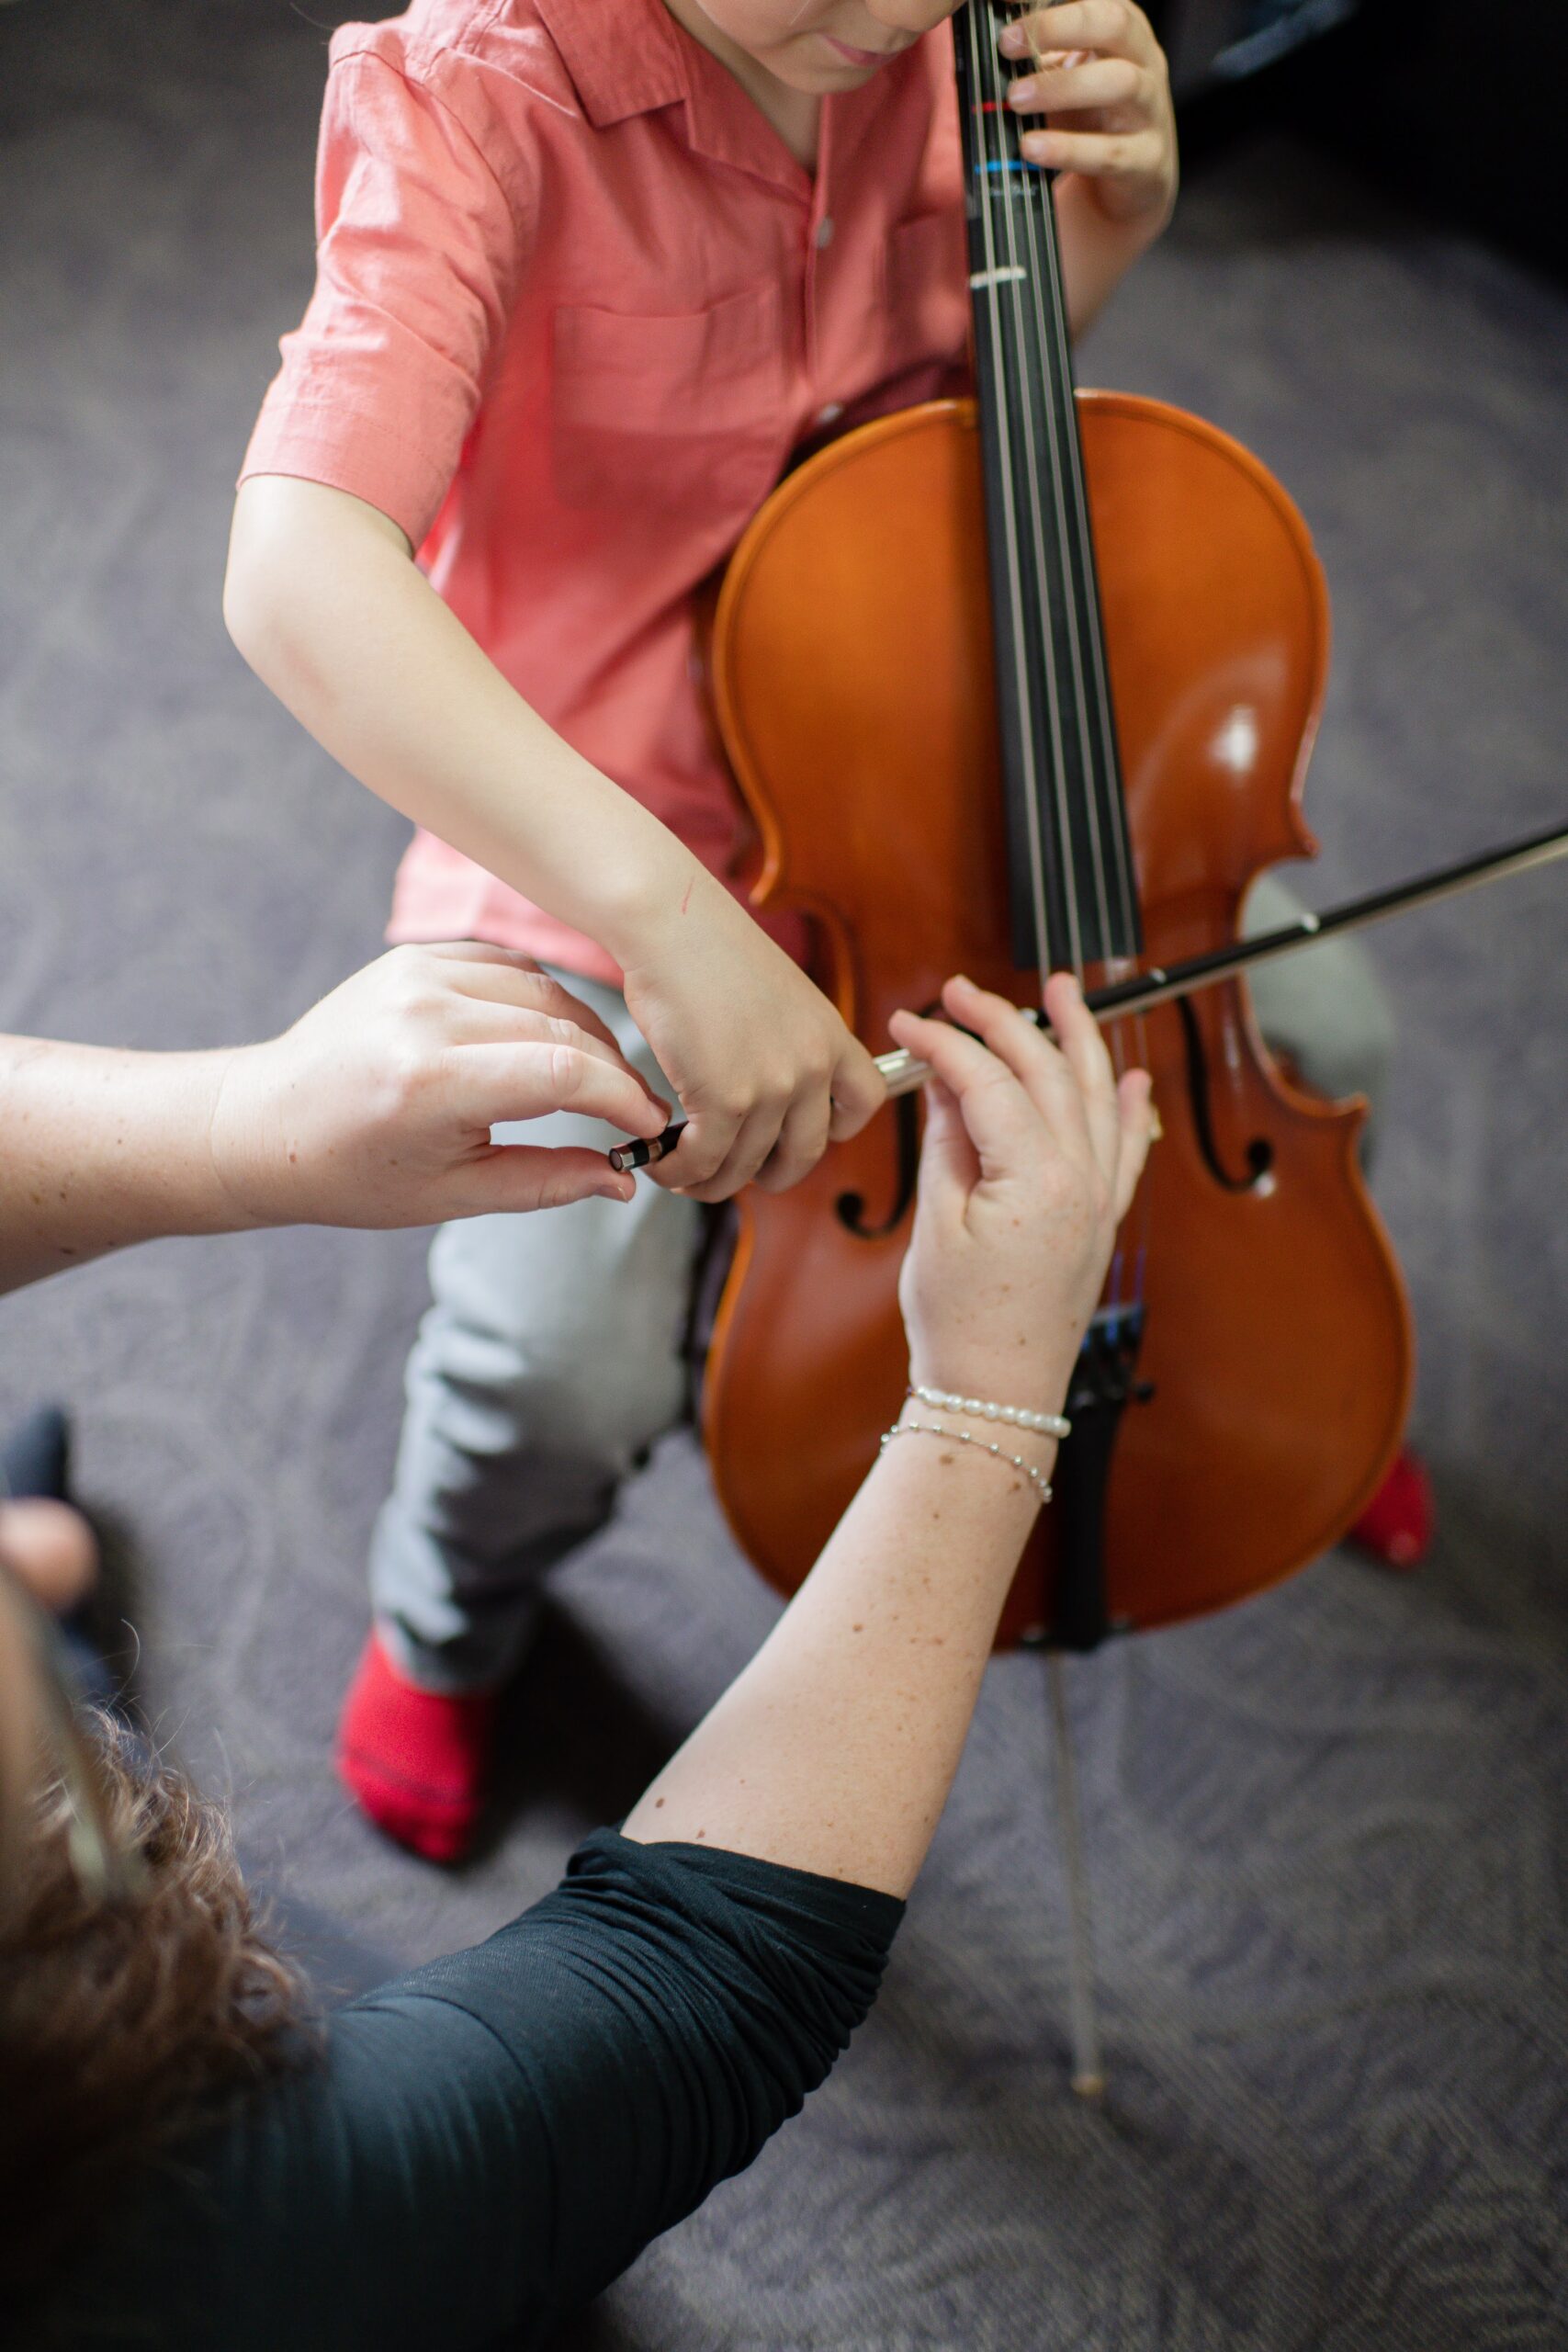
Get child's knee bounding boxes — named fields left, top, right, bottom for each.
left=412, top=1210, right=692, bottom=1462
left=1244, top=874, right=1395, bottom=1115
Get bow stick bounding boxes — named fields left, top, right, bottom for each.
left=606, top=819, right=1568, bottom=1174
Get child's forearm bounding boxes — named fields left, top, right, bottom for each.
left=0, top=1038, right=247, bottom=1292
left=224, top=477, right=697, bottom=964
left=622, top=1397, right=1063, bottom=1899
left=1058, top=173, right=1172, bottom=337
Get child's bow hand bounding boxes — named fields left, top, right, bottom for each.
left=208, top=944, right=669, bottom=1226
left=617, top=865, right=886, bottom=1202
left=998, top=0, right=1178, bottom=232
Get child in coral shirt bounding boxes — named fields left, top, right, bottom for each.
left=228, top=0, right=1386, bottom=1861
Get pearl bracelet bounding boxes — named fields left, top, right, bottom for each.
left=881, top=1419, right=1053, bottom=1504
left=908, top=1385, right=1071, bottom=1441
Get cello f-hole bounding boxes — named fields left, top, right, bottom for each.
left=836, top=1091, right=920, bottom=1240
left=1176, top=997, right=1275, bottom=1194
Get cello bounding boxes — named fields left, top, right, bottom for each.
left=694, top=0, right=1413, bottom=1658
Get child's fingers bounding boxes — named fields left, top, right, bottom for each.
left=826, top=1034, right=888, bottom=1142
left=654, top=1106, right=744, bottom=1195
left=1002, top=0, right=1160, bottom=68
left=752, top=1085, right=833, bottom=1195
left=646, top=1110, right=715, bottom=1188
left=664, top=1100, right=787, bottom=1203
left=1018, top=125, right=1168, bottom=179
left=1006, top=57, right=1148, bottom=118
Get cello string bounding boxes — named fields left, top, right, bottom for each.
left=997, top=2, right=1117, bottom=977
left=1016, top=6, right=1140, bottom=952
left=985, top=3, right=1075, bottom=989
left=996, top=2, right=1140, bottom=1314
left=981, top=4, right=1139, bottom=969
left=969, top=6, right=1151, bottom=1325
left=984, top=4, right=1123, bottom=967
left=977, top=2, right=1081, bottom=980
left=977, top=26, right=1115, bottom=2038
left=974, top=6, right=1081, bottom=982
left=963, top=0, right=1057, bottom=981
left=1005, top=2, right=1152, bottom=1313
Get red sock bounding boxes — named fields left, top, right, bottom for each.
left=1348, top=1446, right=1434, bottom=1571
left=336, top=1632, right=499, bottom=1864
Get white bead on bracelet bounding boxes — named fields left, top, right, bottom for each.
left=908, top=1385, right=1071, bottom=1441
left=881, top=1419, right=1053, bottom=1504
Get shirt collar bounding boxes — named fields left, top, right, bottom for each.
left=534, top=0, right=820, bottom=196
left=532, top=0, right=687, bottom=128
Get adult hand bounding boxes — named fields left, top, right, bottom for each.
left=209, top=944, right=669, bottom=1227
left=617, top=866, right=885, bottom=1202
left=892, top=971, right=1154, bottom=1409
left=0, top=1500, right=97, bottom=1615
left=999, top=0, right=1178, bottom=234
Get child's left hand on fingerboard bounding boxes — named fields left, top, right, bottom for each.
left=998, top=0, right=1179, bottom=230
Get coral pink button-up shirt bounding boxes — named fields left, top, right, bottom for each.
left=241, top=0, right=969, bottom=983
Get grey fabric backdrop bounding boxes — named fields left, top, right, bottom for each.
left=2, top=4, right=1566, bottom=2346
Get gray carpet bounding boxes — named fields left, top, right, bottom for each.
left=3, top=4, right=1567, bottom=2345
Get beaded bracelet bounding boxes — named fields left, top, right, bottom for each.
left=908, top=1384, right=1071, bottom=1441
left=880, top=1419, right=1053, bottom=1505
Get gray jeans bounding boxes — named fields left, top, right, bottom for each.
left=370, top=896, right=1393, bottom=1692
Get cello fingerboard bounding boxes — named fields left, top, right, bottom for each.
left=954, top=0, right=1142, bottom=971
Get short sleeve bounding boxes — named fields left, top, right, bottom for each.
left=57, top=1833, right=903, bottom=2352
left=358, top=1829, right=905, bottom=2331
left=238, top=47, right=531, bottom=548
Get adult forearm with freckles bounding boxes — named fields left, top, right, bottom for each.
left=0, top=1038, right=247, bottom=1293
left=224, top=479, right=697, bottom=965
left=622, top=1398, right=1066, bottom=1899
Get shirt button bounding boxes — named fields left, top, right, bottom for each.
left=817, top=401, right=843, bottom=425
left=814, top=216, right=835, bottom=249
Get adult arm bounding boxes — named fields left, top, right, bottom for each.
left=0, top=945, right=663, bottom=1294
left=622, top=971, right=1152, bottom=1894
left=74, top=1832, right=902, bottom=2352
left=73, top=977, right=1149, bottom=2351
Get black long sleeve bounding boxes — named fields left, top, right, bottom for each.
left=51, top=1831, right=903, bottom=2352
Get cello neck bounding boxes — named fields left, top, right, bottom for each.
left=953, top=1, right=1140, bottom=973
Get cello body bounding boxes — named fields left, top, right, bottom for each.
left=702, top=392, right=1413, bottom=1644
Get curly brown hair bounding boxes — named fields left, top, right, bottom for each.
left=0, top=1712, right=311, bottom=2317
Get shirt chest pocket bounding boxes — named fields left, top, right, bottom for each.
left=551, top=281, right=789, bottom=519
